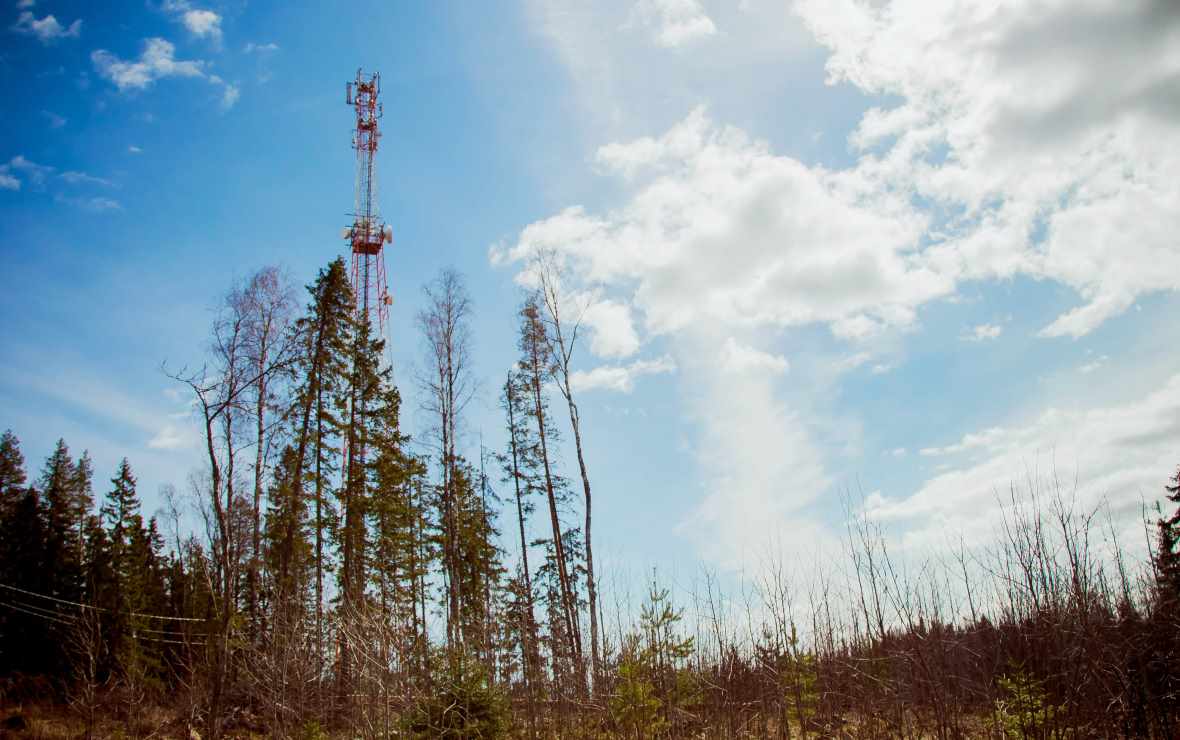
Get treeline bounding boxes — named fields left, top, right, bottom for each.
left=1, top=257, right=1179, bottom=738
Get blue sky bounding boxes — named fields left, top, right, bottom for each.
left=2, top=0, right=1179, bottom=584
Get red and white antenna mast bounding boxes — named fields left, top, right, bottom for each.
left=343, top=69, right=393, bottom=336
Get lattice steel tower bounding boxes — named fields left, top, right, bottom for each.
left=343, top=69, right=393, bottom=335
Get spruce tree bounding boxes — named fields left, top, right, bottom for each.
left=0, top=429, right=26, bottom=519
left=287, top=258, right=354, bottom=653
left=1156, top=465, right=1180, bottom=607
left=40, top=439, right=84, bottom=600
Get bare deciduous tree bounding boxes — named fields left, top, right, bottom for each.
left=416, top=268, right=475, bottom=649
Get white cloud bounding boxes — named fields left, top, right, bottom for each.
left=501, top=0, right=1180, bottom=571
left=866, top=373, right=1180, bottom=549
left=59, top=170, right=114, bottom=187
left=963, top=323, right=1002, bottom=342
left=181, top=8, right=221, bottom=40
left=92, top=38, right=204, bottom=92
left=493, top=107, right=950, bottom=569
left=243, top=41, right=279, bottom=53
left=677, top=327, right=832, bottom=568
left=919, top=426, right=1006, bottom=457
left=581, top=298, right=640, bottom=358
left=524, top=0, right=813, bottom=139
left=91, top=37, right=235, bottom=107
left=219, top=81, right=239, bottom=109
left=570, top=355, right=676, bottom=393
left=149, top=424, right=188, bottom=450
left=128, top=145, right=143, bottom=154
left=0, top=358, right=194, bottom=453
left=795, top=0, right=1180, bottom=338
left=720, top=337, right=788, bottom=375
left=11, top=10, right=80, bottom=43
left=17, top=0, right=35, bottom=8
left=2, top=155, right=53, bottom=189
left=627, top=0, right=717, bottom=48
left=161, top=0, right=222, bottom=42
left=55, top=194, right=122, bottom=212
left=494, top=107, right=950, bottom=340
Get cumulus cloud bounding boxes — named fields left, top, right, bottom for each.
left=91, top=37, right=237, bottom=107
left=92, top=38, right=204, bottom=91
left=493, top=107, right=947, bottom=568
left=627, top=0, right=717, bottom=48
left=11, top=10, right=80, bottom=43
left=181, top=8, right=220, bottom=39
left=0, top=171, right=18, bottom=191
left=494, top=107, right=949, bottom=339
left=162, top=0, right=222, bottom=42
left=581, top=299, right=641, bottom=358
left=570, top=355, right=676, bottom=393
left=796, top=0, right=1180, bottom=338
left=501, top=0, right=1180, bottom=570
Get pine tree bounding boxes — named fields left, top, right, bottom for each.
left=499, top=370, right=542, bottom=713
left=517, top=295, right=583, bottom=685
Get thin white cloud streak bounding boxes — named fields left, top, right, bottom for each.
left=59, top=171, right=114, bottom=187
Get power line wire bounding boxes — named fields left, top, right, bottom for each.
left=0, top=601, right=207, bottom=646
left=0, top=582, right=206, bottom=622
left=0, top=600, right=75, bottom=627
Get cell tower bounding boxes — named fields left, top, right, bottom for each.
left=343, top=69, right=393, bottom=335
